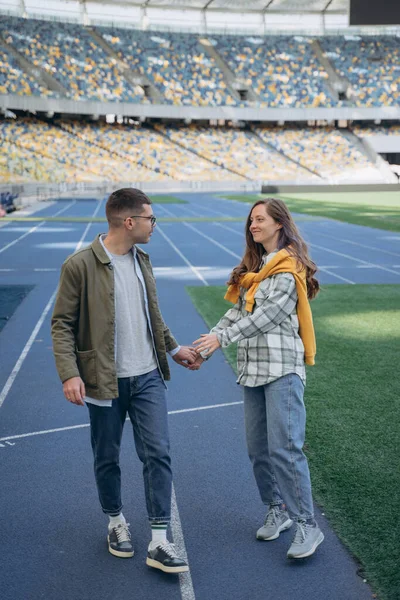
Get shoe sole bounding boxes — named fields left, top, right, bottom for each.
left=256, top=518, right=293, bottom=541
left=107, top=536, right=134, bottom=558
left=146, top=557, right=189, bottom=573
left=287, top=532, right=324, bottom=559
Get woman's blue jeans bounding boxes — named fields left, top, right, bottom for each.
left=243, top=373, right=314, bottom=521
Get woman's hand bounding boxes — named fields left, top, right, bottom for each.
left=193, top=333, right=221, bottom=356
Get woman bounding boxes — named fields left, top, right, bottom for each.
left=193, top=198, right=324, bottom=559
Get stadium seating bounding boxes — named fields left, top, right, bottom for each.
left=254, top=125, right=384, bottom=182
left=60, top=121, right=243, bottom=181
left=320, top=36, right=400, bottom=107
left=0, top=118, right=163, bottom=182
left=0, top=17, right=399, bottom=109
left=0, top=17, right=145, bottom=102
left=0, top=46, right=53, bottom=97
left=210, top=34, right=337, bottom=107
left=353, top=124, right=400, bottom=135
left=0, top=114, right=387, bottom=184
left=156, top=124, right=318, bottom=181
left=97, top=28, right=237, bottom=106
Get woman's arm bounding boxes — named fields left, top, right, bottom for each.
left=209, top=295, right=243, bottom=335
left=217, top=274, right=297, bottom=348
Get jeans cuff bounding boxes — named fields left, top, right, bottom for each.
left=149, top=517, right=171, bottom=524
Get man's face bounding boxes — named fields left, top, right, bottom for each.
left=125, top=203, right=156, bottom=244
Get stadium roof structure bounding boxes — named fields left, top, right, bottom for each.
left=88, top=0, right=348, bottom=12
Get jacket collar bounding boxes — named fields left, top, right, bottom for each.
left=91, top=234, right=149, bottom=264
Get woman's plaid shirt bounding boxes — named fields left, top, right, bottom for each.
left=211, top=252, right=306, bottom=388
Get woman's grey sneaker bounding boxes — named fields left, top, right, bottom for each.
left=146, top=541, right=189, bottom=574
left=287, top=521, right=324, bottom=559
left=256, top=505, right=293, bottom=541
left=107, top=522, right=134, bottom=558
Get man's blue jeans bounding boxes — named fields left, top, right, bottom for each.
left=87, top=369, right=172, bottom=523
left=243, top=373, right=314, bottom=521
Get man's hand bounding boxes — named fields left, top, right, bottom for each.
left=193, top=333, right=221, bottom=356
left=63, top=376, right=86, bottom=406
left=187, top=355, right=204, bottom=371
left=172, top=346, right=197, bottom=368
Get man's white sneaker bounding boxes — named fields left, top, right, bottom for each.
left=146, top=541, right=189, bottom=574
left=107, top=523, right=134, bottom=558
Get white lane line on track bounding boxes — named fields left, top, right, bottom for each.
left=0, top=401, right=244, bottom=442
left=156, top=202, right=226, bottom=219
left=171, top=485, right=195, bottom=598
left=156, top=225, right=208, bottom=285
left=308, top=242, right=400, bottom=277
left=0, top=200, right=76, bottom=255
left=0, top=199, right=103, bottom=410
left=312, top=231, right=400, bottom=259
left=214, top=222, right=356, bottom=284
left=183, top=221, right=241, bottom=260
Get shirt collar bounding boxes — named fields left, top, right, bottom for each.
left=260, top=249, right=278, bottom=267
left=100, top=234, right=136, bottom=262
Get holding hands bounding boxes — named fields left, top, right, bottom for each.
left=192, top=333, right=221, bottom=358
left=172, top=334, right=221, bottom=372
left=172, top=346, right=197, bottom=368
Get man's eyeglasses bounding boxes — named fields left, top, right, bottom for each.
left=124, top=215, right=156, bottom=226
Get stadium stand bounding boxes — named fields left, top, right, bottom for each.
left=209, top=34, right=338, bottom=107
left=0, top=118, right=164, bottom=182
left=60, top=121, right=243, bottom=181
left=0, top=17, right=146, bottom=102
left=0, top=45, right=53, bottom=97
left=320, top=36, right=400, bottom=107
left=352, top=123, right=400, bottom=135
left=0, top=115, right=389, bottom=184
left=254, top=125, right=385, bottom=182
left=98, top=28, right=238, bottom=107
left=155, top=124, right=319, bottom=181
left=0, top=16, right=399, bottom=110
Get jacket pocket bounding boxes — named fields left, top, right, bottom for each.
left=76, top=349, right=98, bottom=389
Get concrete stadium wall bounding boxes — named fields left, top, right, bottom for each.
left=261, top=183, right=400, bottom=194
left=2, top=94, right=400, bottom=121
left=2, top=181, right=399, bottom=209
left=360, top=136, right=400, bottom=153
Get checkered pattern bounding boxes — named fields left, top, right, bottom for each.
left=211, top=253, right=306, bottom=388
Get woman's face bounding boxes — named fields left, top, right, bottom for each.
left=249, top=204, right=282, bottom=251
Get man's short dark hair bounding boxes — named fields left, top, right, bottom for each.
left=105, top=188, right=152, bottom=227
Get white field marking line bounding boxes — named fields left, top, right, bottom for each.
left=156, top=204, right=176, bottom=217
left=157, top=202, right=224, bottom=219
left=308, top=242, right=400, bottom=277
left=191, top=203, right=226, bottom=217
left=155, top=225, right=208, bottom=285
left=314, top=231, right=400, bottom=259
left=0, top=401, right=244, bottom=442
left=317, top=268, right=355, bottom=284
left=171, top=484, right=195, bottom=599
left=215, top=222, right=356, bottom=284
left=183, top=221, right=241, bottom=260
left=0, top=199, right=102, bottom=411
left=180, top=204, right=225, bottom=218
left=0, top=200, right=76, bottom=255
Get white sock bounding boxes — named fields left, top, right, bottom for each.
left=108, top=513, right=126, bottom=530
left=149, top=523, right=168, bottom=548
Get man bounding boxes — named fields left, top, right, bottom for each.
left=51, top=188, right=197, bottom=574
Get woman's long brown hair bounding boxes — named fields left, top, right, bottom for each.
left=227, top=198, right=320, bottom=299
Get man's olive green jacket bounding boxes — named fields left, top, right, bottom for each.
left=51, top=235, right=178, bottom=400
